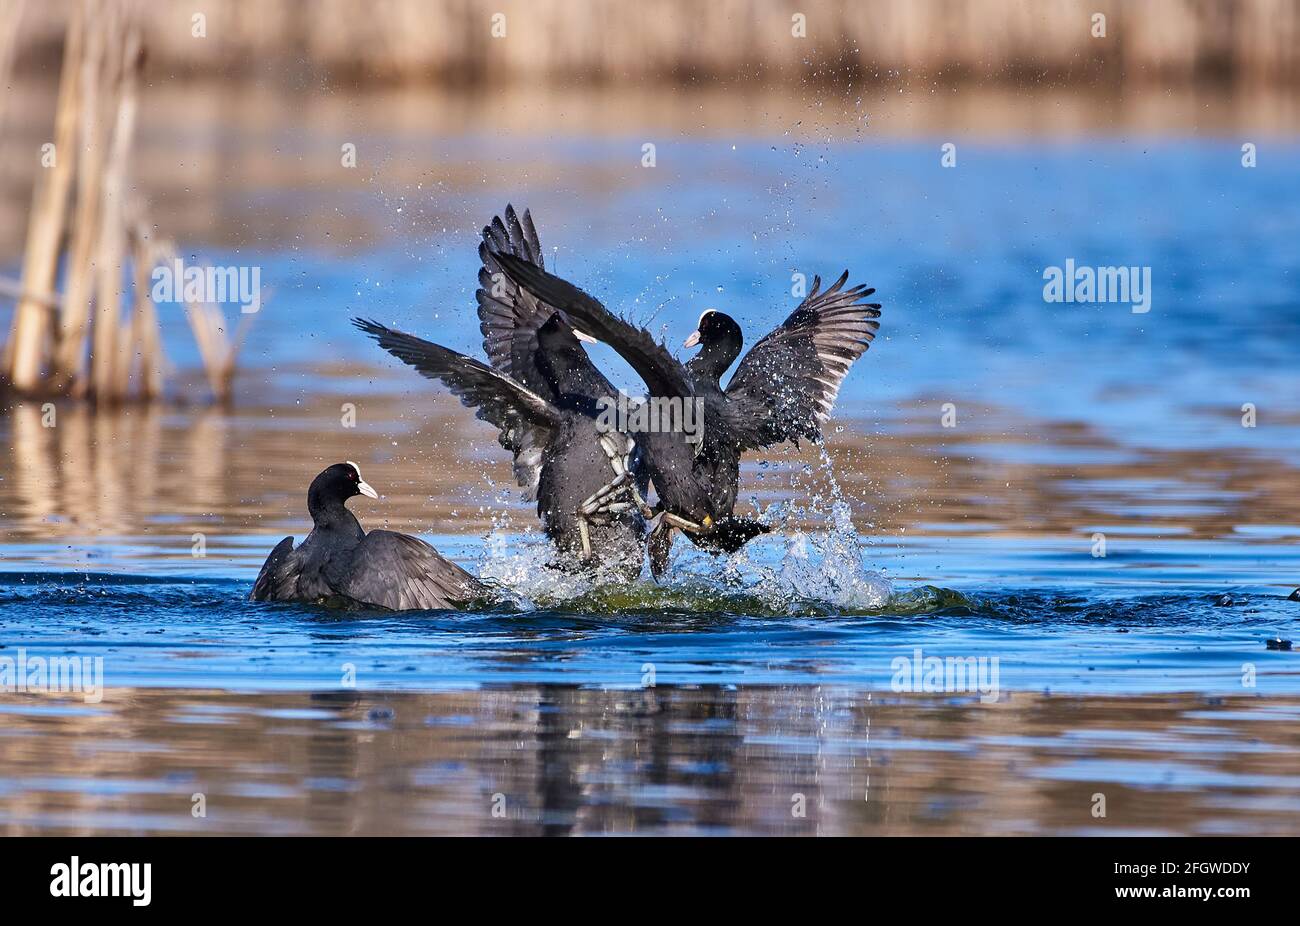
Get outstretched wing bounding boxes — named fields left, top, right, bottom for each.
left=341, top=531, right=486, bottom=611
left=250, top=536, right=299, bottom=601
left=723, top=272, right=881, bottom=450
left=478, top=208, right=618, bottom=401
left=353, top=317, right=560, bottom=496
left=478, top=205, right=555, bottom=396
left=493, top=252, right=695, bottom=400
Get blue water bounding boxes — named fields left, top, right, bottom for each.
left=1, top=530, right=1297, bottom=694
left=3, top=139, right=1300, bottom=699
left=219, top=139, right=1300, bottom=449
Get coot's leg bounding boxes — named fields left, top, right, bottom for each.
left=580, top=433, right=653, bottom=521
left=574, top=433, right=656, bottom=561
left=663, top=512, right=707, bottom=534
left=608, top=434, right=657, bottom=519
left=578, top=470, right=631, bottom=517
left=647, top=517, right=674, bottom=580
left=576, top=474, right=636, bottom=562
left=625, top=482, right=656, bottom=520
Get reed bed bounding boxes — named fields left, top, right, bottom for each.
left=1, top=0, right=249, bottom=403
left=7, top=0, right=1300, bottom=87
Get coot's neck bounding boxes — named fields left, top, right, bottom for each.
left=307, top=487, right=363, bottom=534
left=685, top=334, right=741, bottom=387
left=538, top=345, right=600, bottom=397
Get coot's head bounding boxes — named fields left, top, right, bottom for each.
left=535, top=312, right=600, bottom=386
left=308, top=461, right=378, bottom=513
left=537, top=311, right=598, bottom=351
left=683, top=309, right=743, bottom=376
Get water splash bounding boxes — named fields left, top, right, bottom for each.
left=468, top=442, right=897, bottom=614
left=475, top=519, right=628, bottom=605
left=747, top=445, right=891, bottom=610
left=768, top=506, right=891, bottom=610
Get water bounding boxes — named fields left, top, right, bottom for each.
left=2, top=568, right=1297, bottom=694
left=3, top=687, right=1297, bottom=836
left=2, top=99, right=1299, bottom=834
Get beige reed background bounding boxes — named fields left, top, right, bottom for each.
left=6, top=0, right=1300, bottom=86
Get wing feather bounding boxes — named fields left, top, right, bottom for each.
left=341, top=531, right=486, bottom=611
left=476, top=205, right=616, bottom=400
left=723, top=272, right=881, bottom=449
left=353, top=317, right=559, bottom=495
left=492, top=252, right=695, bottom=400
left=250, top=536, right=299, bottom=601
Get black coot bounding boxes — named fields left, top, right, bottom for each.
left=493, top=252, right=880, bottom=576
left=474, top=205, right=647, bottom=503
left=353, top=315, right=651, bottom=580
left=355, top=205, right=652, bottom=579
left=250, top=462, right=487, bottom=610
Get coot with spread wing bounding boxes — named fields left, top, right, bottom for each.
left=250, top=462, right=487, bottom=610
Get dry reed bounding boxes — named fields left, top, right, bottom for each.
left=2, top=0, right=251, bottom=404
left=7, top=0, right=1300, bottom=88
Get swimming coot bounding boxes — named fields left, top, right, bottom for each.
left=250, top=462, right=487, bottom=610
left=493, top=253, right=880, bottom=575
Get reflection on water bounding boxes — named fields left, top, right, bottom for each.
left=4, top=81, right=1300, bottom=258
left=1, top=686, right=1297, bottom=836
left=2, top=388, right=1299, bottom=580
left=0, top=389, right=504, bottom=544
left=2, top=80, right=1299, bottom=836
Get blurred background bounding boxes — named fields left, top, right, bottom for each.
left=3, top=0, right=1300, bottom=840
left=5, top=0, right=1300, bottom=255
left=0, top=0, right=1298, bottom=581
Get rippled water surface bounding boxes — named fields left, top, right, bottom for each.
left=3, top=687, right=1298, bottom=836
left=1, top=90, right=1298, bottom=834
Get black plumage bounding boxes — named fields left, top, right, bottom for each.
left=354, top=205, right=652, bottom=579
left=476, top=204, right=554, bottom=402
left=493, top=252, right=880, bottom=574
left=353, top=315, right=650, bottom=580
left=250, top=462, right=487, bottom=610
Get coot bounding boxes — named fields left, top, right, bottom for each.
left=250, top=462, right=487, bottom=610
left=494, top=253, right=880, bottom=575
left=353, top=316, right=652, bottom=580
